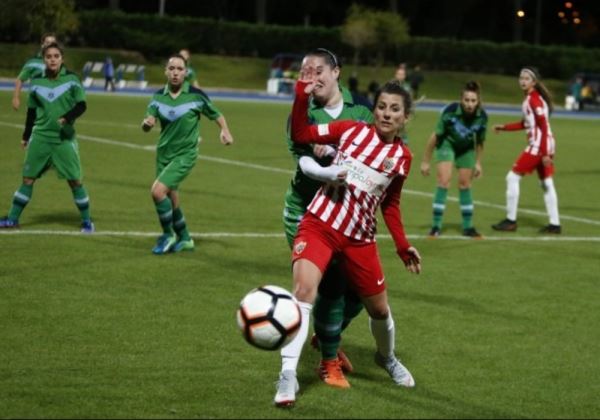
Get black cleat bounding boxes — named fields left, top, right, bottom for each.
left=463, top=227, right=483, bottom=239
left=539, top=224, right=561, bottom=234
left=492, top=218, right=517, bottom=232
left=428, top=226, right=441, bottom=238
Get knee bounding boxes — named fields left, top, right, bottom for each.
left=541, top=177, right=554, bottom=192
left=22, top=177, right=35, bottom=186
left=367, top=304, right=390, bottom=320
left=506, top=171, right=521, bottom=183
left=68, top=180, right=81, bottom=188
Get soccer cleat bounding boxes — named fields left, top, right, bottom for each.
left=318, top=358, right=351, bottom=388
left=539, top=224, right=561, bottom=234
left=80, top=220, right=95, bottom=234
left=0, top=217, right=19, bottom=229
left=463, top=227, right=483, bottom=239
left=491, top=218, right=517, bottom=232
left=374, top=352, right=415, bottom=387
left=310, top=333, right=354, bottom=373
left=274, top=370, right=299, bottom=408
left=152, top=233, right=176, bottom=255
left=428, top=226, right=441, bottom=238
left=173, top=238, right=195, bottom=252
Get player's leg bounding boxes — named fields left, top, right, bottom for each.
left=493, top=153, right=535, bottom=231
left=430, top=145, right=454, bottom=236
left=275, top=215, right=336, bottom=407
left=53, top=139, right=94, bottom=232
left=343, top=243, right=415, bottom=387
left=538, top=162, right=561, bottom=233
left=168, top=153, right=197, bottom=251
left=456, top=151, right=481, bottom=238
left=1, top=140, right=52, bottom=228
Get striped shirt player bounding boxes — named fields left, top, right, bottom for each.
left=280, top=79, right=420, bottom=397
left=1, top=43, right=93, bottom=232
left=492, top=67, right=561, bottom=234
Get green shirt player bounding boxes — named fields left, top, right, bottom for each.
left=275, top=48, right=374, bottom=407
left=141, top=53, right=233, bottom=254
left=179, top=49, right=200, bottom=89
left=0, top=42, right=93, bottom=232
left=12, top=33, right=57, bottom=111
left=420, top=81, right=488, bottom=238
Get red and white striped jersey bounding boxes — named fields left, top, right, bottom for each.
left=503, top=90, right=555, bottom=156
left=305, top=122, right=412, bottom=242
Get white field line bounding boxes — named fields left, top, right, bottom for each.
left=1, top=229, right=600, bottom=242
left=1, top=119, right=599, bottom=227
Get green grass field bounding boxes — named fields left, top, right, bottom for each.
left=0, top=90, right=599, bottom=419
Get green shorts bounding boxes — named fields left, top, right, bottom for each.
left=23, top=137, right=82, bottom=180
left=434, top=142, right=476, bottom=169
left=156, top=149, right=197, bottom=190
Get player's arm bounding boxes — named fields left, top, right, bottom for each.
left=12, top=78, right=24, bottom=111
left=380, top=176, right=421, bottom=274
left=493, top=120, right=525, bottom=133
left=59, top=101, right=87, bottom=125
left=214, top=114, right=233, bottom=146
left=142, top=100, right=158, bottom=132
left=298, top=156, right=346, bottom=185
left=420, top=132, right=437, bottom=176
left=21, top=107, right=36, bottom=149
left=530, top=96, right=550, bottom=159
left=291, top=80, right=356, bottom=144
left=474, top=115, right=487, bottom=178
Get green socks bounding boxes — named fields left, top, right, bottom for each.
left=459, top=188, right=474, bottom=229
left=154, top=197, right=174, bottom=234
left=432, top=187, right=448, bottom=229
left=173, top=207, right=191, bottom=241
left=8, top=184, right=33, bottom=221
left=71, top=185, right=91, bottom=222
left=313, top=295, right=345, bottom=360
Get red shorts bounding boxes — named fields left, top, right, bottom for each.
left=292, top=213, right=385, bottom=297
left=512, top=151, right=554, bottom=179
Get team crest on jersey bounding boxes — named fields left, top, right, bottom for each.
left=294, top=241, right=307, bottom=255
left=47, top=92, right=54, bottom=99
left=383, top=157, right=396, bottom=171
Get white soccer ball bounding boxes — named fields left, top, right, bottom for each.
left=236, top=285, right=302, bottom=351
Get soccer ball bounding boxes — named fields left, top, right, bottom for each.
left=236, top=285, right=302, bottom=351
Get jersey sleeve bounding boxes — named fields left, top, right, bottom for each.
left=502, top=120, right=525, bottom=131
left=145, top=97, right=159, bottom=118
left=17, top=61, right=36, bottom=81
left=291, top=80, right=358, bottom=145
left=194, top=90, right=221, bottom=121
left=71, top=76, right=86, bottom=102
left=380, top=176, right=412, bottom=261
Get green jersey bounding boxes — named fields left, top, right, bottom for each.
left=18, top=53, right=45, bottom=81
left=145, top=82, right=221, bottom=160
left=284, top=87, right=373, bottom=211
left=185, top=66, right=198, bottom=85
left=27, top=66, right=85, bottom=144
left=435, top=102, right=488, bottom=154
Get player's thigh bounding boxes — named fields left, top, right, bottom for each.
left=292, top=214, right=340, bottom=275
left=22, top=139, right=53, bottom=179
left=157, top=151, right=197, bottom=190
left=52, top=140, right=82, bottom=180
left=340, top=241, right=385, bottom=298
left=455, top=149, right=476, bottom=170
left=434, top=142, right=456, bottom=164
left=512, top=152, right=541, bottom=175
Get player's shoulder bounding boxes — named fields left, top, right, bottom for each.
left=189, top=86, right=211, bottom=101
left=441, top=102, right=460, bottom=116
left=63, top=69, right=82, bottom=82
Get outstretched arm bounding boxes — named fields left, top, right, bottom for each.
left=420, top=132, right=437, bottom=176
left=215, top=115, right=234, bottom=145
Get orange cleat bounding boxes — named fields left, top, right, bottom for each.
left=310, top=333, right=354, bottom=373
left=318, top=358, right=351, bottom=389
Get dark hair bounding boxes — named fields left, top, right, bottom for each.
left=306, top=48, right=341, bottom=69
left=40, top=32, right=56, bottom=44
left=522, top=66, right=554, bottom=114
left=166, top=53, right=187, bottom=66
left=463, top=80, right=481, bottom=95
left=373, top=80, right=412, bottom=117
left=41, top=42, right=64, bottom=57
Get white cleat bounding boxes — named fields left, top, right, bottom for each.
left=274, top=370, right=299, bottom=407
left=374, top=352, right=415, bottom=387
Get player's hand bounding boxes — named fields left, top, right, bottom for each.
left=57, top=117, right=67, bottom=126
left=21, top=139, right=29, bottom=150
left=333, top=169, right=347, bottom=186
left=542, top=155, right=552, bottom=167
left=12, top=96, right=20, bottom=111
left=420, top=161, right=430, bottom=176
left=473, top=162, right=483, bottom=178
left=493, top=124, right=504, bottom=134
left=403, top=246, right=422, bottom=274
left=220, top=129, right=234, bottom=146
left=142, top=116, right=155, bottom=132
left=313, top=144, right=336, bottom=158
left=302, top=80, right=317, bottom=95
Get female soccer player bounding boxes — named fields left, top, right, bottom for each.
left=420, top=81, right=488, bottom=238
left=275, top=78, right=421, bottom=407
left=141, top=53, right=233, bottom=254
left=0, top=42, right=93, bottom=232
left=278, top=48, right=373, bottom=402
left=492, top=67, right=561, bottom=234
